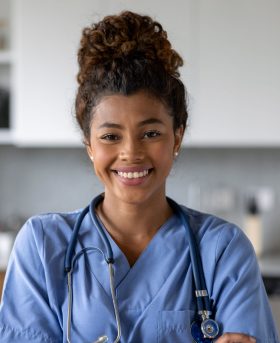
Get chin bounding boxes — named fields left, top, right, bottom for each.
left=115, top=188, right=164, bottom=207
left=119, top=193, right=148, bottom=205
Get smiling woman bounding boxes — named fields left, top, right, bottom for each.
left=0, top=10, right=279, bottom=343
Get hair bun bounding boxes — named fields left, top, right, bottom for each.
left=77, top=11, right=183, bottom=85
left=120, top=40, right=137, bottom=55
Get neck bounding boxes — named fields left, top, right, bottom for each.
left=96, top=192, right=173, bottom=265
left=101, top=193, right=172, bottom=236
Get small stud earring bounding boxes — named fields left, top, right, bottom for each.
left=89, top=155, right=94, bottom=161
left=174, top=151, right=179, bottom=157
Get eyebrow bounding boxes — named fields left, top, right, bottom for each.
left=98, top=118, right=164, bottom=129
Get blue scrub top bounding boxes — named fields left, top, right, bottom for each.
left=0, top=202, right=279, bottom=343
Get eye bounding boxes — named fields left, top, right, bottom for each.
left=143, top=130, right=161, bottom=139
left=100, top=133, right=120, bottom=141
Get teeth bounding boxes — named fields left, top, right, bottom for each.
left=117, top=170, right=149, bottom=179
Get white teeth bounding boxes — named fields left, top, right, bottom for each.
left=117, top=170, right=149, bottom=179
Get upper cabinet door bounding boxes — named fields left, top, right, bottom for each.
left=12, top=0, right=193, bottom=146
left=13, top=0, right=85, bottom=146
left=184, top=0, right=280, bottom=147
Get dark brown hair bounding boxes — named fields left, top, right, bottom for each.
left=75, top=11, right=188, bottom=143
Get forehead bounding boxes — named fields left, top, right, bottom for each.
left=92, top=92, right=172, bottom=125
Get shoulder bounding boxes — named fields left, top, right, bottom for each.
left=13, top=208, right=84, bottom=258
left=19, top=208, right=83, bottom=236
left=180, top=204, right=241, bottom=238
left=179, top=205, right=254, bottom=263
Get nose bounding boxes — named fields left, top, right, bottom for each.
left=119, top=136, right=144, bottom=162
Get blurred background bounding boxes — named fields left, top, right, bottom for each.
left=0, top=0, right=280, bottom=328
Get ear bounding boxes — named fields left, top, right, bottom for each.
left=85, top=142, right=94, bottom=162
left=174, top=125, right=184, bottom=154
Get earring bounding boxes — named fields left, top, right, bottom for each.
left=174, top=151, right=179, bottom=157
left=89, top=155, right=94, bottom=161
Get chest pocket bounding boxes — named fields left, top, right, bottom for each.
left=157, top=310, right=195, bottom=343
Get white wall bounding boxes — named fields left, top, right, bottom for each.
left=10, top=0, right=280, bottom=146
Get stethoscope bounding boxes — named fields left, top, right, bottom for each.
left=64, top=194, right=220, bottom=343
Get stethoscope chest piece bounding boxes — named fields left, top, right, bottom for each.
left=201, top=318, right=219, bottom=339
left=191, top=318, right=219, bottom=342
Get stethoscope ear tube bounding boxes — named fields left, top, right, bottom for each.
left=167, top=198, right=210, bottom=312
left=65, top=205, right=90, bottom=272
left=89, top=194, right=115, bottom=264
left=64, top=194, right=115, bottom=273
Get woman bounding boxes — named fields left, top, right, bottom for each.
left=0, top=11, right=279, bottom=343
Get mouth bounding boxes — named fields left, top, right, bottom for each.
left=113, top=168, right=153, bottom=179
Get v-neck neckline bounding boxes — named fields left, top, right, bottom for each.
left=101, top=213, right=178, bottom=287
left=104, top=213, right=176, bottom=261
left=79, top=210, right=186, bottom=307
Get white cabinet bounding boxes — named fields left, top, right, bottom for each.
left=185, top=0, right=280, bottom=147
left=12, top=0, right=85, bottom=146
left=6, top=0, right=280, bottom=146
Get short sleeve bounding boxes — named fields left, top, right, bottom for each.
left=212, top=226, right=279, bottom=342
left=0, top=217, right=62, bottom=343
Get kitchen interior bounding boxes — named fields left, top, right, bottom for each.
left=1, top=0, right=280, bottom=331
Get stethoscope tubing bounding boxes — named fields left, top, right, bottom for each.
left=65, top=205, right=90, bottom=272
left=65, top=194, right=114, bottom=271
left=64, top=194, right=216, bottom=342
left=66, top=246, right=121, bottom=343
left=89, top=195, right=115, bottom=263
left=168, top=198, right=211, bottom=313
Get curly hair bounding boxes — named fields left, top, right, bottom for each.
left=75, top=11, right=188, bottom=143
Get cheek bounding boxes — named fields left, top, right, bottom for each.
left=92, top=147, right=114, bottom=176
left=152, top=141, right=174, bottom=169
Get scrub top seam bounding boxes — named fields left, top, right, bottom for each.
left=0, top=324, right=57, bottom=343
left=37, top=217, right=46, bottom=264
left=214, top=224, right=240, bottom=264
left=214, top=227, right=225, bottom=264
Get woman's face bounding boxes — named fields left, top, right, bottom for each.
left=86, top=91, right=183, bottom=206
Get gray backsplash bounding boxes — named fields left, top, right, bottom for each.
left=0, top=145, right=279, bottom=253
